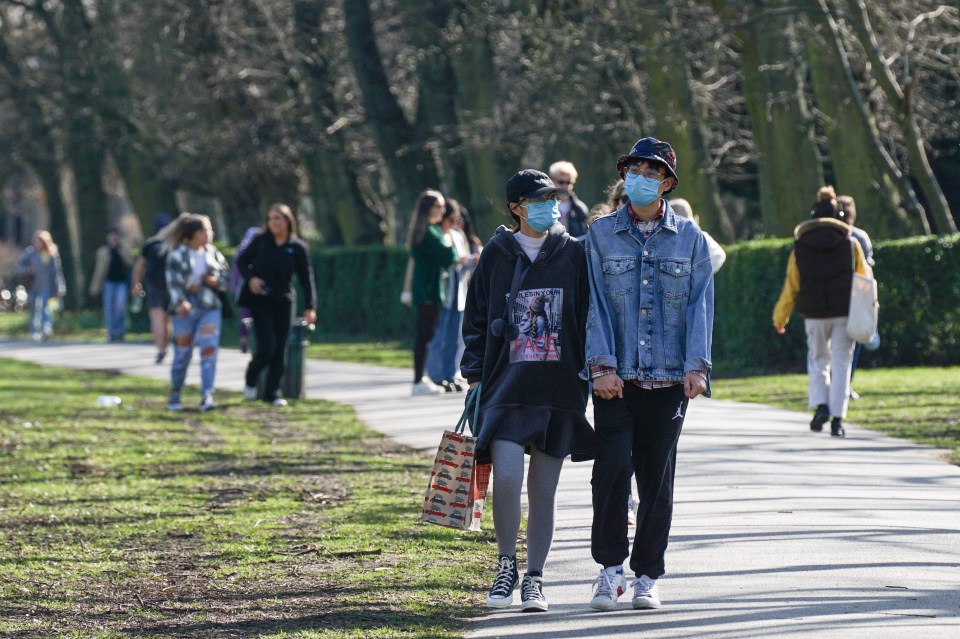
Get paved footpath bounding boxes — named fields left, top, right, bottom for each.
left=3, top=340, right=959, bottom=638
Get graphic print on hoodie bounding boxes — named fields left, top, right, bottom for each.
left=510, top=287, right=562, bottom=363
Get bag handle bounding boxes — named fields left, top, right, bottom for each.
left=454, top=382, right=481, bottom=435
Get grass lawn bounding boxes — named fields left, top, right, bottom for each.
left=0, top=358, right=492, bottom=638
left=712, top=366, right=960, bottom=464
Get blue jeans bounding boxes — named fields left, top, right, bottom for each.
left=171, top=305, right=222, bottom=395
left=102, top=280, right=128, bottom=340
left=28, top=291, right=52, bottom=338
left=426, top=306, right=464, bottom=384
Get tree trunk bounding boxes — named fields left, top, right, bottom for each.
left=842, top=0, right=955, bottom=234
left=804, top=0, right=924, bottom=237
left=292, top=0, right=383, bottom=245
left=637, top=5, right=735, bottom=242
left=449, top=6, right=506, bottom=237
left=344, top=0, right=441, bottom=241
left=716, top=0, right=825, bottom=237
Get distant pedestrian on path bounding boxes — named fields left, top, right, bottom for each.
left=773, top=186, right=872, bottom=438
left=426, top=199, right=476, bottom=392
left=163, top=213, right=229, bottom=412
left=837, top=194, right=878, bottom=399
left=229, top=226, right=262, bottom=355
left=669, top=198, right=726, bottom=274
left=585, top=138, right=714, bottom=612
left=130, top=214, right=173, bottom=363
left=549, top=161, right=590, bottom=237
left=237, top=205, right=317, bottom=407
left=407, top=189, right=465, bottom=396
left=16, top=230, right=66, bottom=341
left=461, top=169, right=595, bottom=613
left=90, top=228, right=133, bottom=343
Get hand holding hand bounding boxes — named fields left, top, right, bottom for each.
left=177, top=300, right=192, bottom=317
left=593, top=373, right=624, bottom=400
left=249, top=277, right=265, bottom=294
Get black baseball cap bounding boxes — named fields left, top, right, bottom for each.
left=505, top=169, right=568, bottom=204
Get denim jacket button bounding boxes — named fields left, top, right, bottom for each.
left=642, top=279, right=649, bottom=285
left=640, top=340, right=646, bottom=346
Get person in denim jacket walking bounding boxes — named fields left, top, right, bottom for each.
left=163, top=213, right=229, bottom=412
left=584, top=138, right=714, bottom=611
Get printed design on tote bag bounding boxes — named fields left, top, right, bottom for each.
left=421, top=430, right=490, bottom=531
left=509, top=287, right=562, bottom=363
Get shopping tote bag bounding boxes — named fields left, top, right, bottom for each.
left=846, top=241, right=879, bottom=344
left=421, top=385, right=490, bottom=532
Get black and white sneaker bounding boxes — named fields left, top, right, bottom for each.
left=485, top=554, right=518, bottom=608
left=520, top=572, right=548, bottom=612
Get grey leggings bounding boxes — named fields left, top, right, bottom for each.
left=490, top=439, right=565, bottom=573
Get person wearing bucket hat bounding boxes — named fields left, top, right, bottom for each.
left=460, top=168, right=595, bottom=612
left=583, top=138, right=714, bottom=611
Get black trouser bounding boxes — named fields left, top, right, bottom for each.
left=413, top=303, right=440, bottom=383
left=591, top=383, right=687, bottom=579
left=245, top=299, right=293, bottom=401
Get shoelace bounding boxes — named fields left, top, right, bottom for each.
left=632, top=575, right=656, bottom=595
left=521, top=576, right=544, bottom=601
left=489, top=557, right=516, bottom=597
left=594, top=571, right=616, bottom=596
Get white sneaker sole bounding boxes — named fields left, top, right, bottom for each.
left=521, top=599, right=548, bottom=612
left=486, top=593, right=514, bottom=608
left=590, top=597, right=619, bottom=611
left=632, top=596, right=661, bottom=609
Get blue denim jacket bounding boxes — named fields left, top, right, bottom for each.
left=583, top=202, right=714, bottom=394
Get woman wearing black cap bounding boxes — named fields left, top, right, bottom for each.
left=461, top=169, right=595, bottom=612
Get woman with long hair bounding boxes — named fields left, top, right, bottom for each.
left=407, top=189, right=464, bottom=396
left=16, top=230, right=66, bottom=341
left=238, top=204, right=317, bottom=406
left=163, top=213, right=229, bottom=412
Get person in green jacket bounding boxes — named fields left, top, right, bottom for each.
left=407, top=189, right=465, bottom=396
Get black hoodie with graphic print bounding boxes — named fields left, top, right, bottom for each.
left=461, top=224, right=595, bottom=464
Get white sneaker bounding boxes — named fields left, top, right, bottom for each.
left=199, top=392, right=216, bottom=412
left=631, top=574, right=661, bottom=609
left=167, top=390, right=183, bottom=412
left=272, top=398, right=288, bottom=407
left=243, top=385, right=258, bottom=401
left=411, top=378, right=443, bottom=396
left=590, top=567, right=626, bottom=611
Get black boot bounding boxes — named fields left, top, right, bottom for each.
left=831, top=418, right=845, bottom=438
left=810, top=404, right=829, bottom=432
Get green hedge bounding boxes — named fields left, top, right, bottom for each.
left=302, top=235, right=960, bottom=374
left=713, top=234, right=960, bottom=376
left=311, top=245, right=413, bottom=340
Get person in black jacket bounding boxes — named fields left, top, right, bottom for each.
left=238, top=204, right=317, bottom=406
left=461, top=169, right=595, bottom=613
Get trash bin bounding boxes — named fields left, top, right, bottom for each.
left=253, top=319, right=314, bottom=400
left=281, top=320, right=314, bottom=400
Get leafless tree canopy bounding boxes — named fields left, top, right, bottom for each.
left=0, top=0, right=957, bottom=304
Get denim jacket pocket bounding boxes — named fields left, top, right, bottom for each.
left=657, top=260, right=691, bottom=299
left=601, top=257, right=636, bottom=296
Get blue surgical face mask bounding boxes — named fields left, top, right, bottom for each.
left=522, top=199, right=560, bottom=232
left=623, top=173, right=662, bottom=207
